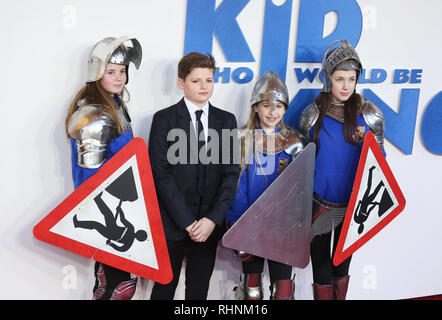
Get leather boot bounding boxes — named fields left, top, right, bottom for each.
left=312, top=283, right=333, bottom=300
left=270, top=279, right=295, bottom=300
left=332, top=275, right=350, bottom=300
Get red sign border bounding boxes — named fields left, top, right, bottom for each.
left=333, top=131, right=406, bottom=266
left=33, top=137, right=172, bottom=284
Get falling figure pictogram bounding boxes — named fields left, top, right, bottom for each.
left=72, top=167, right=148, bottom=252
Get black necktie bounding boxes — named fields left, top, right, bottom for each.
left=195, top=110, right=206, bottom=196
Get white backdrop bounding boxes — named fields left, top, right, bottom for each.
left=1, top=0, right=441, bottom=300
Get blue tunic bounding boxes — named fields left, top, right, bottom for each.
left=308, top=114, right=385, bottom=204
left=226, top=129, right=294, bottom=223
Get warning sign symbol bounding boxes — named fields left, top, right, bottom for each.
left=333, top=132, right=406, bottom=266
left=34, top=138, right=172, bottom=284
left=72, top=167, right=148, bottom=253
left=352, top=165, right=394, bottom=235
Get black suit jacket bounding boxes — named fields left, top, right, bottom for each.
left=148, top=98, right=240, bottom=241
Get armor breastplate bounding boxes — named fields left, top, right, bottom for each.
left=68, top=104, right=116, bottom=168
left=299, top=100, right=385, bottom=151
left=254, top=127, right=306, bottom=157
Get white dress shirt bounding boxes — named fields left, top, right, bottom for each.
left=184, top=97, right=209, bottom=144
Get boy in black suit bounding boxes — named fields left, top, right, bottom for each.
left=148, top=52, right=240, bottom=300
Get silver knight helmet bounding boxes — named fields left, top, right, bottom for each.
left=321, top=40, right=362, bottom=92
left=250, top=71, right=289, bottom=109
left=87, top=36, right=142, bottom=83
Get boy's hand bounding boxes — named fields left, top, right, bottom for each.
left=185, top=220, right=198, bottom=236
left=189, top=218, right=216, bottom=243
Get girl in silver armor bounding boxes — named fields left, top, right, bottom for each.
left=299, top=40, right=385, bottom=300
left=65, top=36, right=142, bottom=300
left=226, top=71, right=306, bottom=300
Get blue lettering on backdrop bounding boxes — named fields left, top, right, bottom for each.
left=363, top=89, right=420, bottom=155
left=410, top=69, right=423, bottom=83
left=215, top=67, right=231, bottom=83
left=183, top=0, right=437, bottom=156
left=358, top=68, right=370, bottom=84
left=184, top=0, right=254, bottom=61
left=371, top=69, right=387, bottom=84
left=232, top=67, right=254, bottom=84
left=294, top=67, right=419, bottom=85
left=421, top=91, right=442, bottom=155
left=294, top=68, right=320, bottom=83
left=393, top=69, right=410, bottom=84
left=260, top=0, right=292, bottom=79
left=393, top=69, right=423, bottom=84
left=295, top=0, right=362, bottom=62
left=284, top=89, right=322, bottom=130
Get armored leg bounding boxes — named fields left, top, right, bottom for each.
left=110, top=278, right=137, bottom=300
left=92, top=264, right=107, bottom=300
left=312, top=283, right=333, bottom=300
left=332, top=275, right=350, bottom=300
left=92, top=263, right=137, bottom=300
left=270, top=279, right=295, bottom=300
left=234, top=273, right=263, bottom=300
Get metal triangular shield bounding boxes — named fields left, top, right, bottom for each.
left=222, top=143, right=316, bottom=268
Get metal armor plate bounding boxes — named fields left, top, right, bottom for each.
left=361, top=100, right=385, bottom=151
left=68, top=104, right=116, bottom=168
left=222, top=143, right=316, bottom=268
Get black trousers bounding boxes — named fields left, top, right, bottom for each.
left=310, top=223, right=352, bottom=285
left=150, top=234, right=220, bottom=300
left=242, top=257, right=293, bottom=284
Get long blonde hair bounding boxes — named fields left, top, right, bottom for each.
left=65, top=81, right=130, bottom=138
left=239, top=102, right=288, bottom=180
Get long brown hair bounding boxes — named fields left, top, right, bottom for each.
left=65, top=81, right=130, bottom=138
left=312, top=90, right=362, bottom=146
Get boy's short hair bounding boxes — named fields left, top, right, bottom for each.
left=178, top=52, right=216, bottom=80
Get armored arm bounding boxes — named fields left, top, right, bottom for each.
left=298, top=102, right=319, bottom=142
left=67, top=105, right=116, bottom=169
left=284, top=128, right=307, bottom=157
left=361, top=101, right=385, bottom=152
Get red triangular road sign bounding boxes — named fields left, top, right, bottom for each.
left=333, top=131, right=406, bottom=266
left=33, top=137, right=172, bottom=284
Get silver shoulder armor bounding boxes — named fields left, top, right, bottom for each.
left=68, top=104, right=116, bottom=169
left=361, top=100, right=385, bottom=151
left=283, top=127, right=307, bottom=157
left=298, top=102, right=319, bottom=140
